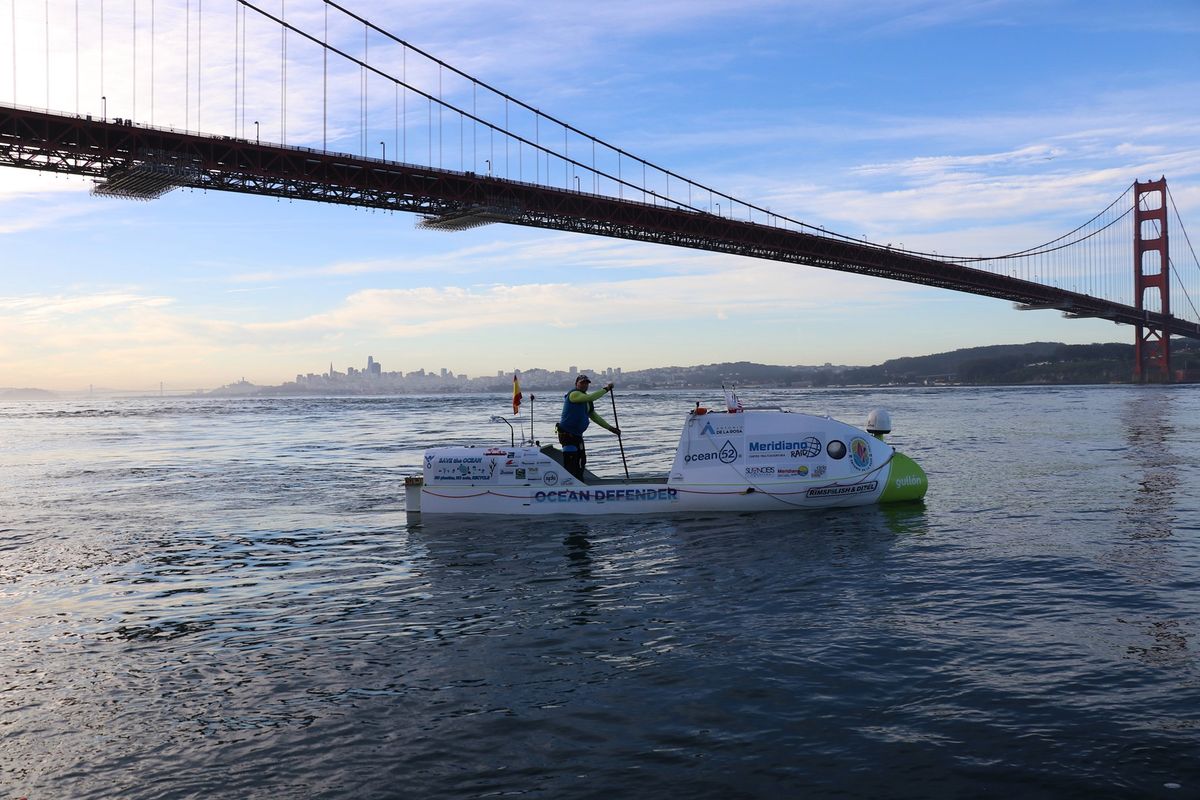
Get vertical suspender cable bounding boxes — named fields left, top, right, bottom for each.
left=402, top=48, right=406, bottom=161
left=281, top=0, right=286, bottom=144
left=361, top=21, right=366, bottom=156
left=358, top=23, right=363, bottom=155
left=322, top=2, right=327, bottom=150
left=132, top=0, right=136, bottom=121
left=151, top=0, right=154, bottom=123
left=185, top=0, right=190, bottom=128
left=11, top=0, right=17, bottom=102
left=236, top=0, right=241, bottom=134
left=101, top=0, right=106, bottom=112
left=438, top=65, right=442, bottom=167
left=150, top=0, right=154, bottom=124
left=45, top=0, right=49, bottom=109
left=75, top=0, right=79, bottom=113
left=242, top=1, right=247, bottom=136
left=197, top=0, right=201, bottom=131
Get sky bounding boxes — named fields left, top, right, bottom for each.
left=2, top=0, right=1199, bottom=392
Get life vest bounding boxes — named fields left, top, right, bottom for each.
left=559, top=391, right=593, bottom=436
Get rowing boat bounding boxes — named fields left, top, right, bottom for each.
left=406, top=404, right=927, bottom=516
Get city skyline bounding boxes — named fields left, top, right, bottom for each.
left=2, top=1, right=1199, bottom=391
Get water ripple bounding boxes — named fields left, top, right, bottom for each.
left=1, top=388, right=1199, bottom=798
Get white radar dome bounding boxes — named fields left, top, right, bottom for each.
left=866, top=408, right=892, bottom=436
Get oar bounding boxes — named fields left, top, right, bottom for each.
left=610, top=388, right=630, bottom=480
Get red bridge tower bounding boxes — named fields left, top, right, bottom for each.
left=1133, top=178, right=1171, bottom=382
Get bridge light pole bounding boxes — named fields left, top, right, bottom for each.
left=101, top=96, right=106, bottom=121
left=485, top=159, right=491, bottom=176
left=254, top=121, right=259, bottom=144
left=381, top=141, right=386, bottom=161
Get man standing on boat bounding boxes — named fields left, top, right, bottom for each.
left=557, top=375, right=620, bottom=481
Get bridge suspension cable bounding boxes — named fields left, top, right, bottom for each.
left=1166, top=184, right=1200, bottom=322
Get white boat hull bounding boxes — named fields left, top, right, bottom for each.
left=410, top=407, right=927, bottom=516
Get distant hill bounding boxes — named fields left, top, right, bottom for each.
left=0, top=388, right=58, bottom=400
left=618, top=341, right=1200, bottom=388
left=812, top=341, right=1200, bottom=386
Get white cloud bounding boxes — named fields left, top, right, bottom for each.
left=243, top=257, right=919, bottom=338
left=0, top=291, right=173, bottom=318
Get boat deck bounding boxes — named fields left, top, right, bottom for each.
left=540, top=445, right=665, bottom=486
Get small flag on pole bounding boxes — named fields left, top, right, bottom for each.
left=512, top=373, right=523, bottom=415
left=723, top=385, right=744, bottom=413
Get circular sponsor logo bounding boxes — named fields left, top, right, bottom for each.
left=849, top=437, right=873, bottom=470
left=543, top=471, right=559, bottom=486
left=790, top=437, right=822, bottom=458
left=719, top=440, right=738, bottom=463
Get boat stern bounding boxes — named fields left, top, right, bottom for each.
left=879, top=451, right=928, bottom=503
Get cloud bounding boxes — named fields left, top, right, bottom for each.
left=0, top=290, right=187, bottom=380
left=0, top=291, right=173, bottom=318
left=0, top=170, right=96, bottom=234
left=243, top=257, right=919, bottom=338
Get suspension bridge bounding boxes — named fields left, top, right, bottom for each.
left=1, top=1, right=1198, bottom=381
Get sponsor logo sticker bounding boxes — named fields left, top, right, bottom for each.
left=806, top=481, right=878, bottom=498
left=849, top=437, right=873, bottom=470
left=747, top=436, right=822, bottom=459
left=700, top=420, right=744, bottom=437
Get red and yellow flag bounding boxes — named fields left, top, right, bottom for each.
left=512, top=373, right=523, bottom=415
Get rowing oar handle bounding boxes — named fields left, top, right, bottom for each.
left=610, top=388, right=630, bottom=480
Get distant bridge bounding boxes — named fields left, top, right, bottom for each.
left=1, top=1, right=1197, bottom=380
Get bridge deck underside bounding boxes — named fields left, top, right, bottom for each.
left=3, top=105, right=1197, bottom=341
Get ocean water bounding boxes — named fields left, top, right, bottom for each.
left=1, top=386, right=1198, bottom=799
